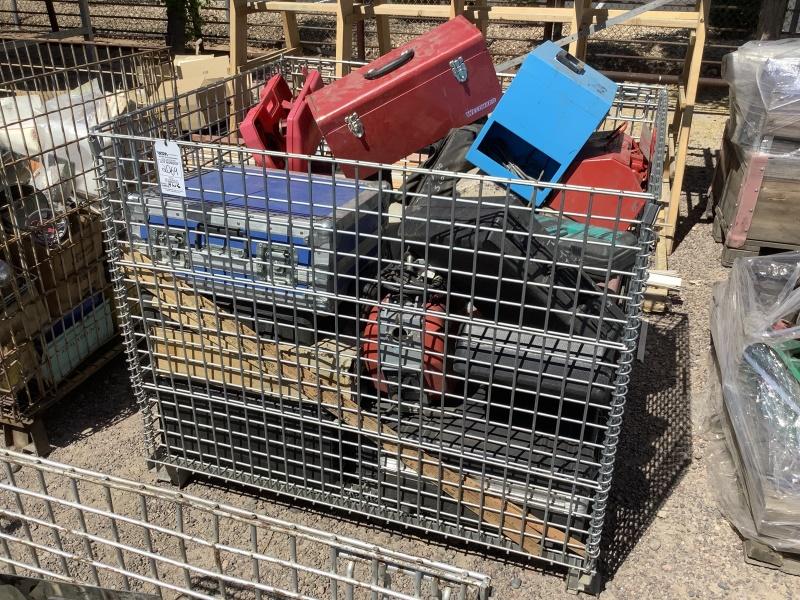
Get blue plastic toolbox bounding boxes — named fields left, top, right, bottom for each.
left=125, top=167, right=384, bottom=315
left=466, top=41, right=617, bottom=205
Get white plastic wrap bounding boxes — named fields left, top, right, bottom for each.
left=723, top=39, right=800, bottom=148
left=709, top=253, right=800, bottom=551
left=0, top=79, right=136, bottom=200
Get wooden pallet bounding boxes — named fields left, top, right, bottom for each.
left=743, top=539, right=800, bottom=577
left=711, top=119, right=800, bottom=267
left=1, top=336, right=122, bottom=456
left=713, top=209, right=800, bottom=267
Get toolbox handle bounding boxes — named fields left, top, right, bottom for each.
left=364, top=49, right=414, bottom=80
left=555, top=49, right=585, bottom=75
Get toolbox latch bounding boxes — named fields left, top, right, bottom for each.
left=449, top=57, right=468, bottom=83
left=344, top=112, right=364, bottom=138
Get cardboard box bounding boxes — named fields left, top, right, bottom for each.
left=0, top=340, right=39, bottom=395
left=152, top=54, right=230, bottom=133
left=19, top=212, right=105, bottom=293
left=0, top=285, right=51, bottom=347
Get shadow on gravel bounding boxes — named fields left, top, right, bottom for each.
left=599, top=311, right=692, bottom=581
left=43, top=356, right=138, bottom=448
left=674, top=160, right=716, bottom=250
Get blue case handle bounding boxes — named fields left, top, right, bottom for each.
left=555, top=49, right=585, bottom=75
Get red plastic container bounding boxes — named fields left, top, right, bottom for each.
left=286, top=70, right=324, bottom=172
left=546, top=125, right=654, bottom=231
left=307, top=16, right=502, bottom=178
left=239, top=74, right=292, bottom=169
left=240, top=71, right=324, bottom=171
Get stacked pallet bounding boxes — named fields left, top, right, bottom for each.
left=0, top=38, right=174, bottom=453
left=0, top=207, right=117, bottom=452
left=712, top=39, right=800, bottom=266
left=708, top=253, right=800, bottom=575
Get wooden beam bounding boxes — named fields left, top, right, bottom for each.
left=335, top=0, right=355, bottom=77
left=449, top=0, right=464, bottom=19
left=281, top=0, right=301, bottom=50
left=372, top=1, right=392, bottom=55
left=589, top=8, right=701, bottom=29
left=665, top=0, right=707, bottom=254
left=229, top=0, right=250, bottom=131
left=367, top=4, right=451, bottom=18
left=756, top=0, right=790, bottom=40
left=473, top=0, right=489, bottom=35
left=229, top=0, right=249, bottom=75
left=244, top=2, right=702, bottom=28
left=249, top=1, right=341, bottom=14
left=569, top=0, right=591, bottom=58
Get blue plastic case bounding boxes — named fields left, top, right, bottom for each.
left=466, top=42, right=618, bottom=205
left=125, top=166, right=383, bottom=313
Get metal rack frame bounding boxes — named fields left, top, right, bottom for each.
left=0, top=37, right=174, bottom=452
left=92, top=54, right=668, bottom=592
left=0, top=449, right=492, bottom=599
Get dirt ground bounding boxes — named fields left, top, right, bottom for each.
left=4, top=91, right=795, bottom=599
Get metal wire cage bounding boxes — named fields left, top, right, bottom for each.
left=0, top=38, right=173, bottom=426
left=0, top=449, right=492, bottom=599
left=92, top=55, right=668, bottom=588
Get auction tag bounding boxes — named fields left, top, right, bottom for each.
left=154, top=140, right=186, bottom=196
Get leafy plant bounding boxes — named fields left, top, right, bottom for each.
left=165, top=0, right=207, bottom=50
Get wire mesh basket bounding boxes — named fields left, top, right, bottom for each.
left=92, top=55, right=668, bottom=586
left=0, top=38, right=173, bottom=425
left=0, top=449, right=492, bottom=599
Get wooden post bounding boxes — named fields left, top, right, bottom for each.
left=229, top=0, right=248, bottom=75
left=10, top=0, right=20, bottom=29
left=229, top=0, right=249, bottom=131
left=375, top=6, right=392, bottom=55
left=756, top=0, right=789, bottom=40
left=282, top=0, right=301, bottom=50
left=449, top=0, right=464, bottom=19
left=335, top=0, right=355, bottom=77
left=543, top=0, right=564, bottom=41
left=77, top=0, right=94, bottom=41
left=569, top=0, right=592, bottom=59
left=44, top=0, right=59, bottom=32
left=473, top=0, right=489, bottom=35
left=664, top=0, right=707, bottom=255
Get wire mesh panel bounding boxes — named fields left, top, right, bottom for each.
left=92, top=55, right=668, bottom=582
left=0, top=38, right=173, bottom=424
left=0, top=449, right=492, bottom=599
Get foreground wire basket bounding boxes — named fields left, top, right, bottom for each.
left=0, top=449, right=492, bottom=599
left=92, top=55, right=668, bottom=590
left=0, top=37, right=173, bottom=432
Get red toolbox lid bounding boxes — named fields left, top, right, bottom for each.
left=307, top=16, right=493, bottom=140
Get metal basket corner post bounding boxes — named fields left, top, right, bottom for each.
left=0, top=37, right=174, bottom=425
left=0, top=449, right=492, bottom=600
left=93, top=55, right=668, bottom=582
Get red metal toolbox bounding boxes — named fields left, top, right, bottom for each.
left=545, top=125, right=654, bottom=231
left=307, top=16, right=501, bottom=178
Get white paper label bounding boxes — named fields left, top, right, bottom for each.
left=154, top=140, right=186, bottom=196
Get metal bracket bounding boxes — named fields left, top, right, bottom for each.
left=344, top=112, right=364, bottom=138
left=727, top=152, right=768, bottom=249
left=449, top=57, right=468, bottom=83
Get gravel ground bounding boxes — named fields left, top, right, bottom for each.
left=0, top=90, right=788, bottom=599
